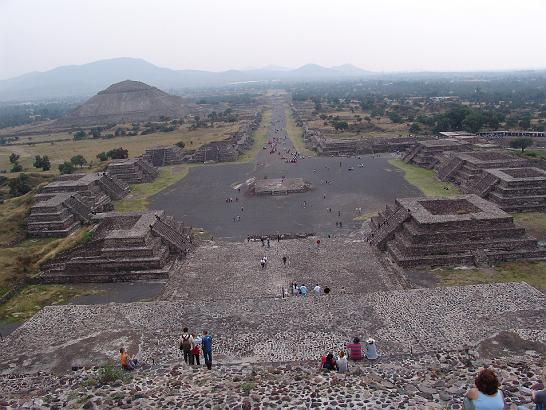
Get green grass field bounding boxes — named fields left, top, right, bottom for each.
left=237, top=109, right=271, bottom=163
left=114, top=163, right=194, bottom=212
left=389, top=159, right=460, bottom=197
left=285, top=108, right=315, bottom=156
left=433, top=260, right=546, bottom=292
left=0, top=123, right=239, bottom=176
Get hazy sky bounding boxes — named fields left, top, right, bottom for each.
left=1, top=0, right=546, bottom=79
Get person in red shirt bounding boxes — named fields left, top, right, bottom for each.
left=320, top=352, right=336, bottom=371
left=346, top=337, right=363, bottom=361
left=191, top=333, right=201, bottom=366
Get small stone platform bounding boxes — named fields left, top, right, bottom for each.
left=467, top=167, right=546, bottom=212
left=142, top=144, right=186, bottom=167
left=38, top=211, right=193, bottom=283
left=436, top=150, right=529, bottom=186
left=106, top=157, right=159, bottom=184
left=403, top=139, right=471, bottom=169
left=250, top=178, right=311, bottom=195
left=368, top=195, right=546, bottom=268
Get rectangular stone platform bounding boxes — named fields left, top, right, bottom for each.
left=38, top=211, right=193, bottom=283
left=403, top=139, right=471, bottom=169
left=475, top=167, right=546, bottom=212
left=142, top=144, right=186, bottom=167
left=369, top=195, right=546, bottom=268
left=106, top=157, right=159, bottom=184
left=251, top=178, right=310, bottom=195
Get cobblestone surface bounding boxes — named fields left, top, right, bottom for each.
left=0, top=350, right=544, bottom=409
left=1, top=282, right=544, bottom=376
left=162, top=232, right=404, bottom=300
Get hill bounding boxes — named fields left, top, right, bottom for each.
left=0, top=58, right=372, bottom=101
left=55, top=80, right=190, bottom=127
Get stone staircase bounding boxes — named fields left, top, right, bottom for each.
left=437, top=157, right=464, bottom=181
left=402, top=145, right=421, bottom=163
left=63, top=195, right=92, bottom=223
left=151, top=216, right=189, bottom=254
left=97, top=174, right=129, bottom=200
left=367, top=207, right=410, bottom=250
left=466, top=173, right=499, bottom=197
left=138, top=158, right=160, bottom=178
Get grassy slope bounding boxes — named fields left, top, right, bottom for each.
left=433, top=261, right=546, bottom=293
left=114, top=164, right=193, bottom=212
left=389, top=159, right=460, bottom=197
left=513, top=212, right=546, bottom=241
left=285, top=108, right=315, bottom=156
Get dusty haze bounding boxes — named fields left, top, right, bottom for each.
left=1, top=0, right=546, bottom=79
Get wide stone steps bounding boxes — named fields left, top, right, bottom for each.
left=466, top=173, right=499, bottom=197
left=367, top=207, right=410, bottom=250
left=437, top=157, right=464, bottom=181
left=402, top=145, right=421, bottom=163
left=151, top=217, right=188, bottom=253
left=64, top=195, right=92, bottom=223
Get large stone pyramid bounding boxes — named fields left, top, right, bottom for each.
left=57, top=80, right=189, bottom=126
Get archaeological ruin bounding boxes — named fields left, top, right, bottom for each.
left=190, top=112, right=261, bottom=162
left=402, top=139, right=471, bottom=169
left=436, top=150, right=530, bottom=187
left=466, top=167, right=546, bottom=212
left=27, top=173, right=130, bottom=237
left=249, top=177, right=311, bottom=195
left=368, top=194, right=546, bottom=268
left=142, top=144, right=186, bottom=167
left=106, top=157, right=159, bottom=184
left=38, top=211, right=193, bottom=283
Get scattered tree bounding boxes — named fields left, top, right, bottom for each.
left=175, top=141, right=185, bottom=149
left=409, top=123, right=421, bottom=133
left=96, top=152, right=108, bottom=162
left=10, top=162, right=23, bottom=172
left=9, top=153, right=20, bottom=163
left=58, top=161, right=74, bottom=174
left=107, top=147, right=129, bottom=160
left=70, top=154, right=87, bottom=168
left=510, top=137, right=534, bottom=152
left=33, top=155, right=51, bottom=171
left=333, top=121, right=348, bottom=131
left=73, top=130, right=86, bottom=141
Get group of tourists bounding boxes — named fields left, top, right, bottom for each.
left=320, top=337, right=379, bottom=372
left=179, top=328, right=213, bottom=370
left=292, top=283, right=329, bottom=296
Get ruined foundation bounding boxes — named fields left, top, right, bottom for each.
left=142, top=145, right=186, bottom=167
left=403, top=139, right=471, bottom=169
left=38, top=211, right=194, bottom=282
left=106, top=157, right=159, bottom=184
left=28, top=173, right=129, bottom=237
left=368, top=194, right=546, bottom=268
left=249, top=178, right=311, bottom=195
left=467, top=167, right=546, bottom=212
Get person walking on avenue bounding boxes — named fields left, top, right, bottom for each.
left=314, top=284, right=321, bottom=296
left=300, top=284, right=308, bottom=296
left=267, top=238, right=270, bottom=248
left=202, top=330, right=213, bottom=370
left=179, top=328, right=194, bottom=365
left=282, top=255, right=287, bottom=266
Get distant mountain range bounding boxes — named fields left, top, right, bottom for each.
left=0, top=58, right=372, bottom=101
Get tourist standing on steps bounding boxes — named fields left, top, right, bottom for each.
left=464, top=369, right=505, bottom=410
left=179, top=328, right=194, bottom=365
left=202, top=330, right=213, bottom=370
left=313, top=284, right=321, bottom=296
left=300, top=284, right=308, bottom=296
left=191, top=333, right=201, bottom=366
left=260, top=258, right=265, bottom=269
left=282, top=255, right=287, bottom=266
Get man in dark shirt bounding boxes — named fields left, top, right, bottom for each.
left=202, top=330, right=213, bottom=370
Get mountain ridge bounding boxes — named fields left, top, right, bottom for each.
left=0, top=58, right=372, bottom=101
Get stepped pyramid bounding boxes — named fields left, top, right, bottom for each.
left=56, top=80, right=191, bottom=127
left=368, top=195, right=546, bottom=268
left=39, top=211, right=194, bottom=282
left=106, top=157, right=159, bottom=184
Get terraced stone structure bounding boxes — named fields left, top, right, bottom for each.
left=467, top=167, right=546, bottom=212
left=249, top=178, right=311, bottom=195
left=436, top=150, right=529, bottom=187
left=106, top=157, right=159, bottom=184
left=403, top=139, right=471, bottom=169
left=27, top=173, right=129, bottom=237
left=27, top=192, right=92, bottom=237
left=190, top=113, right=261, bottom=162
left=368, top=194, right=546, bottom=268
left=142, top=144, right=186, bottom=167
left=38, top=211, right=193, bottom=283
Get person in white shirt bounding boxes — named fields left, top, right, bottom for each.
left=336, top=351, right=349, bottom=373
left=313, top=284, right=321, bottom=296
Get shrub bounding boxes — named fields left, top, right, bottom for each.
left=58, top=161, right=74, bottom=175
left=97, top=364, right=126, bottom=385
left=8, top=173, right=31, bottom=196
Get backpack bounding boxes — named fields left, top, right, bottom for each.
left=180, top=334, right=191, bottom=351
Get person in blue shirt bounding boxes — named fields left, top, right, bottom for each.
left=299, top=284, right=308, bottom=296
left=201, top=330, right=213, bottom=370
